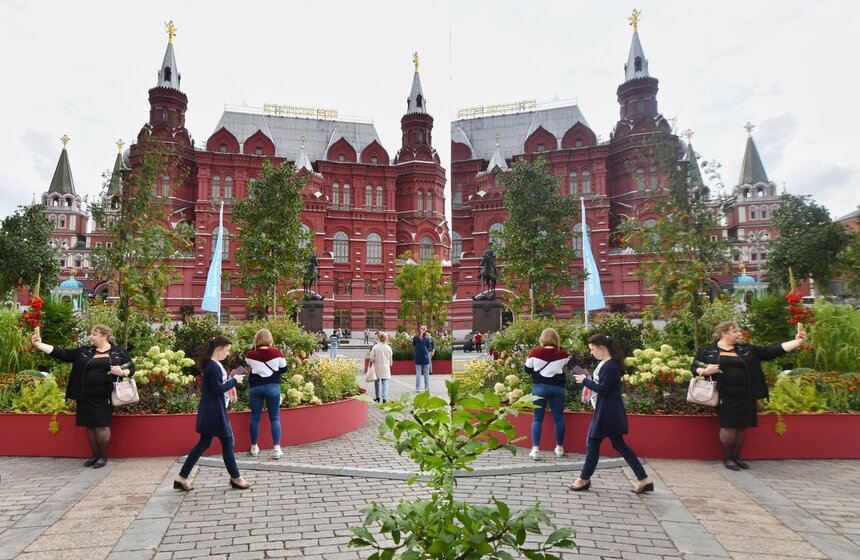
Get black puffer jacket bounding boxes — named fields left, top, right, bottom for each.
left=50, top=345, right=134, bottom=400
left=692, top=343, right=785, bottom=401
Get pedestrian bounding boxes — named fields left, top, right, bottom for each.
left=426, top=329, right=436, bottom=374
left=413, top=325, right=432, bottom=392
left=693, top=321, right=807, bottom=470
left=525, top=328, right=570, bottom=461
left=330, top=329, right=339, bottom=358
left=569, top=333, right=653, bottom=493
left=244, top=328, right=287, bottom=460
left=474, top=331, right=483, bottom=353
left=364, top=328, right=370, bottom=344
left=174, top=335, right=250, bottom=491
left=30, top=325, right=134, bottom=469
left=369, top=331, right=393, bottom=402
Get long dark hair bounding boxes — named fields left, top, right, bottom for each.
left=196, top=335, right=232, bottom=371
left=587, top=333, right=625, bottom=364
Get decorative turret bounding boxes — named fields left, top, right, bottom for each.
left=107, top=139, right=125, bottom=195
left=398, top=52, right=434, bottom=156
left=484, top=134, right=509, bottom=174
left=48, top=135, right=76, bottom=195
left=157, top=20, right=181, bottom=89
left=682, top=129, right=704, bottom=188
left=141, top=20, right=190, bottom=142
left=738, top=122, right=769, bottom=185
left=295, top=136, right=314, bottom=173
left=406, top=51, right=427, bottom=114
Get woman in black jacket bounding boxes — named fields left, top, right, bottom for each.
left=693, top=321, right=806, bottom=470
left=31, top=325, right=134, bottom=468
left=569, top=334, right=653, bottom=494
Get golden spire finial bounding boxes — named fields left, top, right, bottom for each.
left=495, top=133, right=500, bottom=148
left=116, top=139, right=125, bottom=153
left=300, top=135, right=305, bottom=149
left=629, top=9, right=642, bottom=33
left=412, top=51, right=420, bottom=73
left=682, top=129, right=694, bottom=142
left=744, top=122, right=755, bottom=136
left=69, top=268, right=77, bottom=278
left=739, top=262, right=746, bottom=274
left=61, top=135, right=70, bottom=149
left=165, top=20, right=177, bottom=44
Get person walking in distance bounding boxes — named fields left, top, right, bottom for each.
left=568, top=334, right=653, bottom=494
left=474, top=331, right=483, bottom=354
left=413, top=325, right=432, bottom=392
left=330, top=329, right=339, bottom=358
left=174, top=336, right=250, bottom=491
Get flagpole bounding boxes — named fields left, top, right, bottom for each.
left=582, top=197, right=588, bottom=329
left=201, top=202, right=224, bottom=325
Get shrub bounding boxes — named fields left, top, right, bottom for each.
left=581, top=312, right=646, bottom=359
left=0, top=308, right=26, bottom=373
left=172, top=315, right=222, bottom=375
left=39, top=300, right=80, bottom=348
left=659, top=298, right=739, bottom=353
left=622, top=344, right=702, bottom=415
left=804, top=302, right=860, bottom=374
left=11, top=375, right=70, bottom=433
left=78, top=302, right=172, bottom=354
left=488, top=318, right=585, bottom=356
left=227, top=317, right=318, bottom=357
left=127, top=345, right=197, bottom=414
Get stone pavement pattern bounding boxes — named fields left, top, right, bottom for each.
left=2, top=369, right=859, bottom=559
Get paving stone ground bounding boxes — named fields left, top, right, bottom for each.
left=2, top=356, right=858, bottom=559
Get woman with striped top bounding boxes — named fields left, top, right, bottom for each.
left=524, top=328, right=570, bottom=461
left=245, top=328, right=288, bottom=460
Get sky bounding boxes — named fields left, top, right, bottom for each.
left=1, top=0, right=858, bottom=225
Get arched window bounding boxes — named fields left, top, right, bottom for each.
left=634, top=56, right=642, bottom=72
left=49, top=214, right=57, bottom=227
left=212, top=226, right=230, bottom=259
left=224, top=176, right=233, bottom=200
left=426, top=192, right=433, bottom=216
left=417, top=192, right=423, bottom=215
left=376, top=185, right=383, bottom=211
left=642, top=218, right=659, bottom=245
left=569, top=171, right=578, bottom=195
left=343, top=184, right=351, bottom=209
left=53, top=196, right=60, bottom=207
left=494, top=174, right=500, bottom=188
left=489, top=222, right=505, bottom=248
left=300, top=223, right=311, bottom=249
left=212, top=176, right=221, bottom=200
left=582, top=170, right=591, bottom=194
left=635, top=168, right=646, bottom=191
left=332, top=184, right=340, bottom=209
left=453, top=185, right=463, bottom=209
left=365, top=185, right=373, bottom=210
left=65, top=197, right=73, bottom=207
left=333, top=231, right=349, bottom=263
left=420, top=236, right=434, bottom=261
left=649, top=166, right=658, bottom=190
left=366, top=233, right=382, bottom=264
left=161, top=175, right=170, bottom=198
left=760, top=207, right=768, bottom=220
left=110, top=196, right=119, bottom=210
left=74, top=254, right=82, bottom=268
left=58, top=215, right=66, bottom=229
left=452, top=231, right=462, bottom=264
left=750, top=206, right=757, bottom=220
left=573, top=223, right=591, bottom=256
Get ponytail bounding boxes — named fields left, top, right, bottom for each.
left=196, top=335, right=232, bottom=371
left=587, top=333, right=625, bottom=364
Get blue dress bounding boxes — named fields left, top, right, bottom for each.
left=582, top=359, right=629, bottom=439
left=195, top=360, right=238, bottom=438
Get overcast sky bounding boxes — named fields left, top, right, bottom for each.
left=1, top=0, right=857, bottom=225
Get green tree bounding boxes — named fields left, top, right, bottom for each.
left=394, top=251, right=451, bottom=332
left=0, top=204, right=60, bottom=299
left=836, top=230, right=860, bottom=296
left=232, top=159, right=311, bottom=317
left=496, top=157, right=580, bottom=317
left=619, top=145, right=734, bottom=348
left=767, top=194, right=851, bottom=293
left=88, top=144, right=194, bottom=347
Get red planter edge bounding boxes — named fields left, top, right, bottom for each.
left=0, top=397, right=367, bottom=458
left=390, top=359, right=452, bottom=375
left=512, top=411, right=860, bottom=460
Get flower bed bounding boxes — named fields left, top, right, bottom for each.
left=511, top=410, right=860, bottom=460
left=0, top=395, right=367, bottom=458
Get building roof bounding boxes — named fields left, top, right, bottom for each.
left=624, top=31, right=651, bottom=82
left=836, top=205, right=860, bottom=224
left=157, top=42, right=181, bottom=90
left=48, top=145, right=76, bottom=195
left=451, top=104, right=590, bottom=161
left=407, top=70, right=427, bottom=114
left=733, top=274, right=757, bottom=285
left=212, top=110, right=383, bottom=162
left=58, top=277, right=85, bottom=289
left=482, top=135, right=509, bottom=174
left=684, top=140, right=704, bottom=187
left=107, top=150, right=124, bottom=195
left=738, top=134, right=769, bottom=186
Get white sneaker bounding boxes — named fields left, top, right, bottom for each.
left=273, top=447, right=283, bottom=460
left=529, top=448, right=541, bottom=461
left=250, top=445, right=259, bottom=457
left=554, top=446, right=565, bottom=458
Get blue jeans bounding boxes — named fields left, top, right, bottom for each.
left=330, top=340, right=338, bottom=357
left=531, top=383, right=566, bottom=447
left=580, top=435, right=647, bottom=481
left=415, top=363, right=430, bottom=391
left=180, top=434, right=240, bottom=478
left=374, top=378, right=389, bottom=401
left=249, top=383, right=282, bottom=446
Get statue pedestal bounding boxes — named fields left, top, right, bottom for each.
left=472, top=299, right=505, bottom=334
left=298, top=299, right=323, bottom=333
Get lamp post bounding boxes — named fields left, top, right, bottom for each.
left=747, top=231, right=771, bottom=282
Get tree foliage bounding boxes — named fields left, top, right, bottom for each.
left=88, top=143, right=194, bottom=346
left=0, top=204, right=60, bottom=299
left=394, top=251, right=451, bottom=332
left=619, top=143, right=734, bottom=348
left=836, top=230, right=860, bottom=296
left=767, top=194, right=851, bottom=293
left=232, top=159, right=311, bottom=317
left=496, top=157, right=580, bottom=316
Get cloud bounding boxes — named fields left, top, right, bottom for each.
left=787, top=161, right=860, bottom=219
left=21, top=129, right=58, bottom=184
left=756, top=113, right=798, bottom=169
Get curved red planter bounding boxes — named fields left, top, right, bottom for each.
left=390, top=359, right=452, bottom=375
left=514, top=411, right=860, bottom=460
left=0, top=397, right=367, bottom=458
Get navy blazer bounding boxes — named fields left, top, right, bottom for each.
left=582, top=359, right=629, bottom=439
left=195, top=359, right=238, bottom=438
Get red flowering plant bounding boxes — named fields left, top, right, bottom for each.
left=18, top=296, right=44, bottom=354
left=785, top=290, right=815, bottom=328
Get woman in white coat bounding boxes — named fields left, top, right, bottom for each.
left=369, top=332, right=393, bottom=402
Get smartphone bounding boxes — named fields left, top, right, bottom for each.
left=572, top=365, right=589, bottom=377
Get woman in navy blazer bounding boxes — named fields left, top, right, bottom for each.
left=174, top=335, right=250, bottom=491
left=568, top=334, right=653, bottom=494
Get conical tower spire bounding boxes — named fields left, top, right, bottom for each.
left=157, top=20, right=181, bottom=90
left=406, top=51, right=427, bottom=114
left=738, top=122, right=769, bottom=185
left=486, top=133, right=509, bottom=173
left=48, top=135, right=76, bottom=195
left=624, top=9, right=650, bottom=82
left=107, top=139, right=125, bottom=195
left=682, top=129, right=704, bottom=187
left=295, top=136, right=313, bottom=173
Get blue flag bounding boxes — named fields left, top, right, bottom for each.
left=201, top=202, right=224, bottom=314
left=581, top=198, right=606, bottom=311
